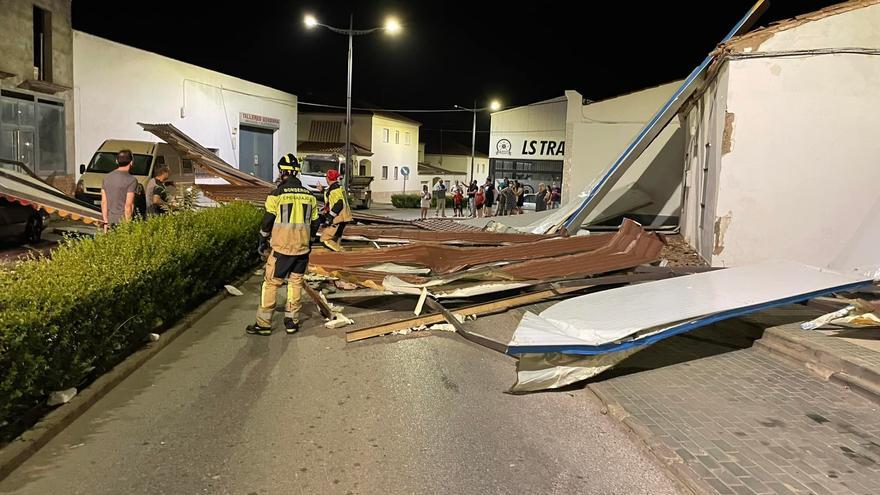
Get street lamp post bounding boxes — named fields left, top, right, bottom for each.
left=305, top=14, right=401, bottom=189
left=455, top=100, right=501, bottom=184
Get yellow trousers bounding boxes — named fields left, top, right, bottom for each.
left=256, top=252, right=307, bottom=326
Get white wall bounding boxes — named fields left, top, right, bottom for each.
left=370, top=115, right=420, bottom=202
left=563, top=82, right=685, bottom=225
left=681, top=4, right=880, bottom=272
left=423, top=153, right=489, bottom=177
left=489, top=97, right=566, bottom=161
left=73, top=31, right=297, bottom=179
left=709, top=53, right=880, bottom=271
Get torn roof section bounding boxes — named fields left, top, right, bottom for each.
left=138, top=123, right=273, bottom=188
left=719, top=0, right=880, bottom=53
left=0, top=159, right=102, bottom=225
left=312, top=219, right=663, bottom=296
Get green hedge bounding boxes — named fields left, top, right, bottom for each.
left=0, top=203, right=262, bottom=429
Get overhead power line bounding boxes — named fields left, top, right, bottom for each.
left=298, top=101, right=469, bottom=113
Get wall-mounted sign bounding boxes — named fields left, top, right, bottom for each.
left=240, top=112, right=280, bottom=129
left=493, top=137, right=565, bottom=158
left=521, top=139, right=565, bottom=157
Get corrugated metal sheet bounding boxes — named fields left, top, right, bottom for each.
left=0, top=161, right=102, bottom=225
left=139, top=123, right=272, bottom=188
left=314, top=219, right=663, bottom=290
left=199, top=184, right=270, bottom=205
left=411, top=219, right=483, bottom=233
left=308, top=120, right=342, bottom=142
left=310, top=233, right=617, bottom=275
left=343, top=225, right=549, bottom=244
left=297, top=141, right=372, bottom=156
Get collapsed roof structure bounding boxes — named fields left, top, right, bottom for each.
left=0, top=159, right=102, bottom=225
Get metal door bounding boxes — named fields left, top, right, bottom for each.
left=239, top=125, right=274, bottom=182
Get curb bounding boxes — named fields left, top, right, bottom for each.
left=586, top=383, right=713, bottom=495
left=754, top=326, right=880, bottom=402
left=0, top=270, right=256, bottom=482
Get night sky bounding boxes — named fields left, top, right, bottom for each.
left=72, top=0, right=839, bottom=152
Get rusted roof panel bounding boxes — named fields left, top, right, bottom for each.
left=311, top=234, right=617, bottom=275
left=139, top=123, right=272, bottom=188
left=200, top=184, right=271, bottom=205
left=343, top=225, right=550, bottom=245
left=410, top=219, right=483, bottom=232
left=314, top=219, right=664, bottom=291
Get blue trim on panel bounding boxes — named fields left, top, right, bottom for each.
left=506, top=280, right=873, bottom=356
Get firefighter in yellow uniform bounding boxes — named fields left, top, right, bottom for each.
left=246, top=153, right=319, bottom=336
left=320, top=169, right=352, bottom=252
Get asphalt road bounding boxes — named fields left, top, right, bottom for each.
left=0, top=273, right=679, bottom=495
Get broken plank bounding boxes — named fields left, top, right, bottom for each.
left=424, top=298, right=508, bottom=354
left=346, top=284, right=588, bottom=343
left=303, top=284, right=334, bottom=319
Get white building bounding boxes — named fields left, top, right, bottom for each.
left=73, top=31, right=298, bottom=183
left=490, top=87, right=684, bottom=225
left=680, top=0, right=880, bottom=275
left=0, top=0, right=74, bottom=190
left=297, top=110, right=420, bottom=203
left=564, top=82, right=684, bottom=226
left=489, top=96, right=566, bottom=195
left=419, top=141, right=487, bottom=190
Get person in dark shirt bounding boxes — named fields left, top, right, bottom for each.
left=484, top=178, right=496, bottom=217
left=145, top=164, right=171, bottom=216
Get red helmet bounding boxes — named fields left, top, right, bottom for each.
left=326, top=169, right=340, bottom=182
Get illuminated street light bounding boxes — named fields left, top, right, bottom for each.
left=455, top=100, right=503, bottom=183
left=385, top=17, right=402, bottom=34
left=303, top=13, right=403, bottom=188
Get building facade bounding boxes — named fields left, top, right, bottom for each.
left=564, top=82, right=684, bottom=226
left=489, top=97, right=566, bottom=195
left=680, top=0, right=880, bottom=275
left=490, top=86, right=684, bottom=225
left=297, top=111, right=420, bottom=203
left=0, top=0, right=74, bottom=190
left=74, top=31, right=298, bottom=183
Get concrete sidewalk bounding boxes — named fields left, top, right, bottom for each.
left=589, top=316, right=880, bottom=495
left=0, top=273, right=679, bottom=495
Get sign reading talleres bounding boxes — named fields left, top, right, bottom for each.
left=495, top=138, right=565, bottom=158
left=240, top=112, right=281, bottom=129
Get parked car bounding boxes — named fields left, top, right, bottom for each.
left=0, top=160, right=49, bottom=243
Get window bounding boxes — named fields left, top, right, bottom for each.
left=381, top=165, right=388, bottom=179
left=393, top=166, right=399, bottom=180
left=33, top=6, right=52, bottom=82
left=182, top=159, right=194, bottom=174
left=0, top=91, right=66, bottom=174
left=405, top=132, right=411, bottom=145
left=382, top=128, right=390, bottom=143
left=394, top=130, right=400, bottom=144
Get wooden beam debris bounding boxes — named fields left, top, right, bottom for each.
left=344, top=267, right=712, bottom=343
left=303, top=284, right=334, bottom=319
left=346, top=285, right=588, bottom=343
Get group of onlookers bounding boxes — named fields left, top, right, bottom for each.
left=419, top=178, right=561, bottom=220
